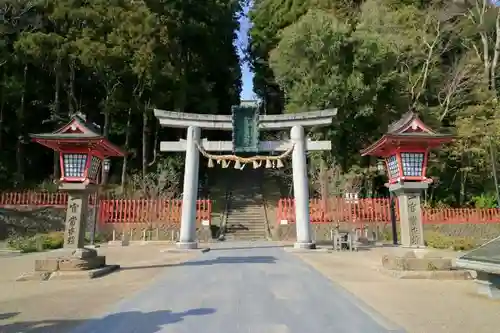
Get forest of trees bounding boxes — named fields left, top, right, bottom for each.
left=0, top=0, right=241, bottom=191
left=2, top=0, right=500, bottom=208
left=248, top=0, right=500, bottom=208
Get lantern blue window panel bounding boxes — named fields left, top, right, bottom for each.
left=401, top=152, right=425, bottom=177
left=88, top=156, right=102, bottom=181
left=63, top=153, right=87, bottom=178
left=386, top=155, right=399, bottom=179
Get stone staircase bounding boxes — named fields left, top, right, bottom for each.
left=222, top=168, right=269, bottom=240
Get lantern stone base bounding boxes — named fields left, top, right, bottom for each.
left=388, top=182, right=429, bottom=248
left=380, top=250, right=472, bottom=280
left=16, top=248, right=119, bottom=282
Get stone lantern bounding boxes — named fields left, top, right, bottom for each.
left=21, top=114, right=125, bottom=280
left=361, top=112, right=452, bottom=247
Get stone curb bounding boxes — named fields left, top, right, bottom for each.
left=284, top=247, right=334, bottom=253
left=378, top=268, right=473, bottom=280
left=160, top=247, right=211, bottom=254
left=16, top=265, right=120, bottom=282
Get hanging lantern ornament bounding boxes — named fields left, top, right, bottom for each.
left=265, top=159, right=272, bottom=168
left=234, top=160, right=241, bottom=169
left=208, top=158, right=214, bottom=168
left=253, top=160, right=261, bottom=169
left=222, top=160, right=228, bottom=168
left=276, top=159, right=284, bottom=169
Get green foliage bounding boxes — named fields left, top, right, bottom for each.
left=84, top=232, right=106, bottom=244
left=0, top=0, right=242, bottom=189
left=424, top=231, right=477, bottom=251
left=248, top=0, right=500, bottom=205
left=380, top=228, right=476, bottom=251
left=42, top=231, right=65, bottom=249
left=7, top=231, right=64, bottom=253
left=471, top=194, right=498, bottom=208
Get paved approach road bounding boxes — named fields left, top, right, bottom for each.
left=70, top=242, right=404, bottom=333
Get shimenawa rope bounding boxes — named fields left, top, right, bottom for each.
left=195, top=142, right=294, bottom=169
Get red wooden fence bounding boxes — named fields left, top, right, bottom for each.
left=0, top=191, right=69, bottom=206
left=98, top=199, right=212, bottom=224
left=277, top=198, right=500, bottom=225
left=0, top=191, right=98, bottom=206
left=2, top=191, right=500, bottom=225
left=0, top=192, right=212, bottom=225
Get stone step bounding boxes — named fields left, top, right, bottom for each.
left=225, top=222, right=265, bottom=226
left=225, top=231, right=267, bottom=237
left=226, top=226, right=266, bottom=231
left=224, top=235, right=267, bottom=241
left=227, top=209, right=264, bottom=213
left=227, top=214, right=266, bottom=221
left=227, top=211, right=264, bottom=215
left=226, top=224, right=266, bottom=231
left=226, top=221, right=265, bottom=226
left=226, top=225, right=266, bottom=231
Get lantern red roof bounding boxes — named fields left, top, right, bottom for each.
left=360, top=112, right=453, bottom=157
left=30, top=114, right=125, bottom=157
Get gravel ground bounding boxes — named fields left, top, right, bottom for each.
left=0, top=244, right=196, bottom=333
left=293, top=247, right=500, bottom=333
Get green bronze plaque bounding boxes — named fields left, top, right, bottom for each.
left=231, top=102, right=260, bottom=153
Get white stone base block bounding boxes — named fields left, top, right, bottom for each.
left=293, top=242, right=316, bottom=250
left=176, top=241, right=198, bottom=250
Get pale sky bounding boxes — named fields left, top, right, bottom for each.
left=236, top=3, right=255, bottom=100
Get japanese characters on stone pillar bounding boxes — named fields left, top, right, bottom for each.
left=407, top=195, right=423, bottom=246
left=361, top=112, right=452, bottom=248
left=388, top=183, right=427, bottom=247
left=30, top=114, right=125, bottom=250
left=61, top=185, right=93, bottom=249
left=65, top=197, right=81, bottom=248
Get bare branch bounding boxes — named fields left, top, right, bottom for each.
left=490, top=9, right=500, bottom=91
left=410, top=15, right=442, bottom=110
left=439, top=54, right=480, bottom=121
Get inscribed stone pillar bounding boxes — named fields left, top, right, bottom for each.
left=59, top=183, right=96, bottom=249
left=178, top=126, right=201, bottom=249
left=291, top=125, right=315, bottom=249
left=389, top=182, right=428, bottom=248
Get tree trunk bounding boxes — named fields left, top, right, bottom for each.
left=68, top=61, right=77, bottom=113
left=120, top=107, right=133, bottom=192
left=142, top=102, right=149, bottom=187
left=320, top=157, right=329, bottom=221
left=490, top=11, right=500, bottom=92
left=53, top=70, right=61, bottom=179
left=101, top=107, right=110, bottom=184
left=0, top=69, right=5, bottom=150
left=15, top=64, right=28, bottom=187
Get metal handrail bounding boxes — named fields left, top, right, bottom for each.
left=258, top=169, right=273, bottom=240
left=216, top=176, right=232, bottom=240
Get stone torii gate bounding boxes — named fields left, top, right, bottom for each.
left=154, top=102, right=336, bottom=249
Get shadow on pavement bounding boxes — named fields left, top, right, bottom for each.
left=120, top=255, right=277, bottom=271
left=0, top=308, right=216, bottom=333
left=209, top=245, right=292, bottom=251
left=0, top=313, right=19, bottom=320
